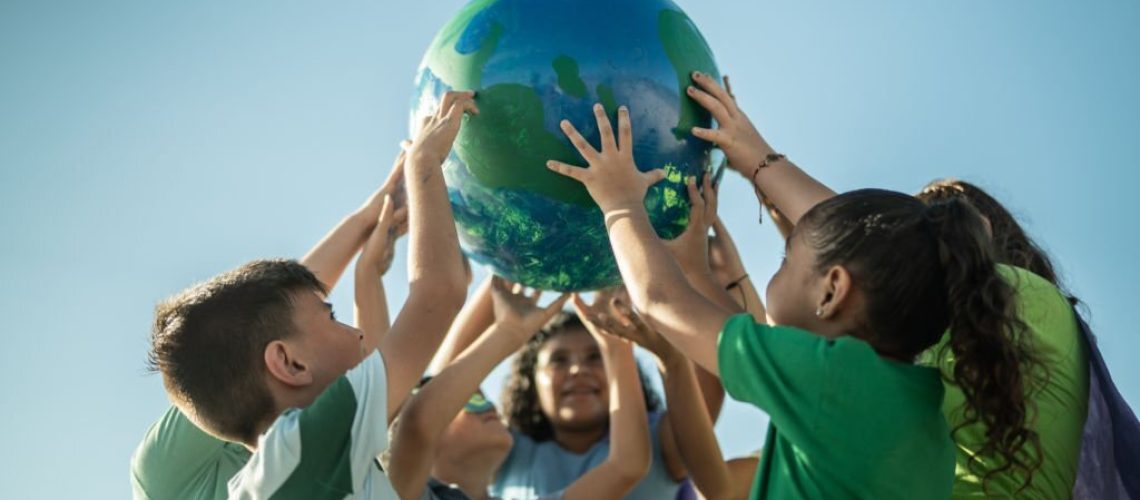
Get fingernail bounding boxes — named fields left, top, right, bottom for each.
left=691, top=71, right=701, bottom=79
left=619, top=105, right=628, bottom=113
left=560, top=119, right=570, bottom=127
left=687, top=86, right=695, bottom=94
left=594, top=103, right=603, bottom=111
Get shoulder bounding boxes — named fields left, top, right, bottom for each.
left=131, top=406, right=249, bottom=499
left=717, top=313, right=872, bottom=365
left=999, top=265, right=1079, bottom=350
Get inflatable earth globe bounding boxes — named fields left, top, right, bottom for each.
left=411, top=0, right=721, bottom=291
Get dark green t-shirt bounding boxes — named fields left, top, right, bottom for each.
left=718, top=314, right=955, bottom=499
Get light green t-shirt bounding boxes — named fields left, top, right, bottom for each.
left=718, top=314, right=955, bottom=500
left=227, top=350, right=397, bottom=499
left=922, top=265, right=1088, bottom=498
left=130, top=406, right=251, bottom=500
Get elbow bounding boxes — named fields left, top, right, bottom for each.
left=697, top=476, right=733, bottom=500
left=393, top=402, right=434, bottom=451
left=408, top=280, right=467, bottom=316
left=610, top=451, right=652, bottom=490
left=629, top=281, right=667, bottom=321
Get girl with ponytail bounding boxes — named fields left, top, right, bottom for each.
left=545, top=73, right=1042, bottom=498
left=919, top=180, right=1138, bottom=500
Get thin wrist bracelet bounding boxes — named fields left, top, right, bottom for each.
left=751, top=153, right=786, bottom=224
left=750, top=153, right=787, bottom=186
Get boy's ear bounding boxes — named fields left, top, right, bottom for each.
left=817, top=265, right=853, bottom=320
left=264, top=340, right=313, bottom=388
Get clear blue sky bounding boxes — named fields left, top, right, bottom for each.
left=2, top=1, right=1137, bottom=498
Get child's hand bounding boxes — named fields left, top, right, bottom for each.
left=574, top=289, right=680, bottom=362
left=489, top=276, right=569, bottom=341
left=358, top=145, right=409, bottom=222
left=546, top=104, right=667, bottom=213
left=408, top=91, right=479, bottom=167
left=708, top=217, right=748, bottom=290
left=664, top=173, right=718, bottom=276
left=688, top=73, right=776, bottom=178
left=356, top=194, right=409, bottom=277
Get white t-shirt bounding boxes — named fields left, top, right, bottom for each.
left=228, top=351, right=396, bottom=499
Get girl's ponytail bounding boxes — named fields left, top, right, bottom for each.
left=926, top=198, right=1043, bottom=491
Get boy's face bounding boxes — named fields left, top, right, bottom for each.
left=289, top=289, right=367, bottom=390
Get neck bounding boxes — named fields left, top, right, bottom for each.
left=553, top=424, right=607, bottom=454
left=432, top=455, right=500, bottom=500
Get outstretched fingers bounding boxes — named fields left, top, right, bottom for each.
left=692, top=72, right=737, bottom=116
left=560, top=119, right=600, bottom=162
left=445, top=95, right=479, bottom=122
left=543, top=293, right=572, bottom=318
left=690, top=126, right=731, bottom=147
left=593, top=104, right=617, bottom=152
left=686, top=176, right=706, bottom=218
left=702, top=171, right=718, bottom=219
left=686, top=84, right=732, bottom=124
left=617, top=106, right=633, bottom=154
left=546, top=160, right=588, bottom=182
left=438, top=91, right=475, bottom=118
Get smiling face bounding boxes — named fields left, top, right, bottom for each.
left=533, top=326, right=609, bottom=432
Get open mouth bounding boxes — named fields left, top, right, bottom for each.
left=560, top=385, right=601, bottom=400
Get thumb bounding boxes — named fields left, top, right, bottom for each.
left=643, top=168, right=667, bottom=185
left=543, top=293, right=571, bottom=319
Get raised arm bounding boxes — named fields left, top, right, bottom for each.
left=427, top=275, right=495, bottom=375
left=689, top=73, right=835, bottom=225
left=665, top=357, right=734, bottom=499
left=354, top=193, right=409, bottom=353
left=709, top=217, right=767, bottom=323
left=388, top=278, right=568, bottom=500
left=547, top=104, right=732, bottom=374
left=562, top=293, right=652, bottom=499
left=301, top=149, right=407, bottom=291
left=590, top=294, right=732, bottom=499
left=380, top=91, right=479, bottom=421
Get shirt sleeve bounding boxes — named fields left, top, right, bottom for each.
left=227, top=350, right=391, bottom=499
left=717, top=313, right=834, bottom=438
left=130, top=406, right=249, bottom=500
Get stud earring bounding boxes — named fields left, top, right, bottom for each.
left=815, top=307, right=823, bottom=318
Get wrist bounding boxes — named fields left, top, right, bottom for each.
left=730, top=141, right=777, bottom=175
left=599, top=199, right=646, bottom=218
left=491, top=321, right=531, bottom=344
left=407, top=148, right=447, bottom=170
left=655, top=346, right=686, bottom=371
left=348, top=208, right=377, bottom=230
left=601, top=339, right=635, bottom=357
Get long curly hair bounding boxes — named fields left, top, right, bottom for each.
left=918, top=179, right=1077, bottom=305
left=501, top=312, right=662, bottom=442
left=798, top=189, right=1043, bottom=491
